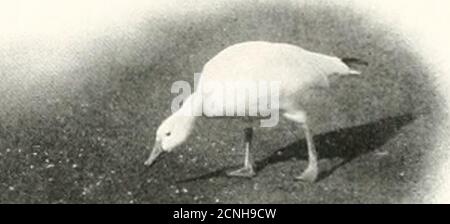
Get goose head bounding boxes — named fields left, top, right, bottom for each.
left=144, top=112, right=196, bottom=167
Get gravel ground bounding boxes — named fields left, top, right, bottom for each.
left=0, top=1, right=443, bottom=203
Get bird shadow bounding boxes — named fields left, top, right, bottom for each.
left=177, top=114, right=415, bottom=183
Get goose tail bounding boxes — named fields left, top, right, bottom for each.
left=340, top=57, right=368, bottom=75
left=348, top=69, right=362, bottom=75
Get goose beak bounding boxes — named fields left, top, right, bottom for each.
left=145, top=140, right=164, bottom=167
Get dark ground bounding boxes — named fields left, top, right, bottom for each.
left=0, top=1, right=443, bottom=203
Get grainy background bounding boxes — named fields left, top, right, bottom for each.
left=0, top=0, right=447, bottom=203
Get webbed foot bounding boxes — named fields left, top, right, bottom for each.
left=295, top=166, right=318, bottom=182
left=226, top=166, right=256, bottom=178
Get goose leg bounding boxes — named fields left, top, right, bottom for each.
left=284, top=111, right=319, bottom=182
left=295, top=122, right=319, bottom=182
left=227, top=127, right=256, bottom=178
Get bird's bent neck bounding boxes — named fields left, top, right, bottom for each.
left=174, top=92, right=202, bottom=122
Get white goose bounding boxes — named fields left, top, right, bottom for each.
left=145, top=41, right=366, bottom=182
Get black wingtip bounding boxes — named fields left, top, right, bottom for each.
left=341, top=57, right=369, bottom=66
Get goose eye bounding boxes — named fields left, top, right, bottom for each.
left=165, top=132, right=171, bottom=137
